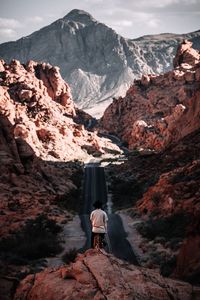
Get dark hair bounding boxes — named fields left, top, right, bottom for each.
left=93, top=201, right=103, bottom=209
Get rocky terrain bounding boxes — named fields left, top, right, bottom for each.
left=14, top=250, right=200, bottom=300
left=0, top=9, right=199, bottom=116
left=100, top=40, right=200, bottom=286
left=0, top=25, right=200, bottom=299
left=0, top=58, right=121, bottom=299
left=0, top=57, right=120, bottom=234
left=109, top=126, right=200, bottom=282
left=102, top=40, right=200, bottom=151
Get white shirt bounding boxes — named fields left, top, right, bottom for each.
left=90, top=209, right=108, bottom=233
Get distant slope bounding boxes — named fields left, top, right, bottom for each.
left=0, top=9, right=199, bottom=116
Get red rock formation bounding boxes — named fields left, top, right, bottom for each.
left=101, top=40, right=200, bottom=151
left=108, top=128, right=200, bottom=283
left=173, top=39, right=200, bottom=68
left=14, top=250, right=200, bottom=300
left=174, top=235, right=200, bottom=282
left=0, top=59, right=120, bottom=238
left=0, top=59, right=119, bottom=161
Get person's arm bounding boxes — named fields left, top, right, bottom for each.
left=104, top=212, right=108, bottom=232
left=90, top=211, right=94, bottom=222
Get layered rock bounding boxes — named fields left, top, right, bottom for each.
left=102, top=41, right=200, bottom=151
left=0, top=9, right=199, bottom=116
left=14, top=250, right=200, bottom=300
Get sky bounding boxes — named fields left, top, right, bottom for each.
left=0, top=0, right=200, bottom=43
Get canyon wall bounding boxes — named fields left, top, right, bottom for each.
left=102, top=40, right=200, bottom=151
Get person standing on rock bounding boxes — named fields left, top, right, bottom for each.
left=90, top=201, right=108, bottom=248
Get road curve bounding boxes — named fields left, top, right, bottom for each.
left=79, top=164, right=138, bottom=265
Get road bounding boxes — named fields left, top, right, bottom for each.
left=80, top=164, right=138, bottom=265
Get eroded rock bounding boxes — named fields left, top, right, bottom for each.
left=14, top=250, right=200, bottom=300
left=101, top=40, right=200, bottom=151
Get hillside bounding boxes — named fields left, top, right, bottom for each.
left=101, top=40, right=200, bottom=151
left=0, top=9, right=199, bottom=116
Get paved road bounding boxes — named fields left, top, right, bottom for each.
left=80, top=164, right=138, bottom=265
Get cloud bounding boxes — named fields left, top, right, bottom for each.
left=0, top=28, right=17, bottom=39
left=115, top=0, right=199, bottom=11
left=25, top=16, right=44, bottom=24
left=0, top=17, right=21, bottom=29
left=109, top=20, right=133, bottom=27
left=0, top=18, right=21, bottom=42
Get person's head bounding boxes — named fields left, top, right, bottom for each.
left=93, top=200, right=103, bottom=209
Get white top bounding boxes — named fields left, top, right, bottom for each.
left=90, top=208, right=108, bottom=233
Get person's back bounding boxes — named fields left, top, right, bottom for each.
left=90, top=201, right=108, bottom=248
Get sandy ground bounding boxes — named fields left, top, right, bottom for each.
left=118, top=211, right=176, bottom=271
left=118, top=212, right=146, bottom=265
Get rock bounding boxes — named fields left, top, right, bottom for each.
left=174, top=235, right=200, bottom=283
left=0, top=59, right=121, bottom=241
left=173, top=40, right=200, bottom=68
left=101, top=41, right=200, bottom=151
left=108, top=127, right=200, bottom=283
left=14, top=250, right=200, bottom=300
left=0, top=10, right=199, bottom=116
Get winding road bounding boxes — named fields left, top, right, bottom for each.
left=80, top=163, right=138, bottom=265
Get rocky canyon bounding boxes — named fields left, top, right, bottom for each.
left=102, top=40, right=200, bottom=151
left=0, top=10, right=200, bottom=300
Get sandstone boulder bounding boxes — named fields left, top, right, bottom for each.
left=14, top=250, right=200, bottom=300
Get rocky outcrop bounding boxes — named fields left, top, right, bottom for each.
left=0, top=58, right=120, bottom=238
left=173, top=39, right=200, bottom=68
left=101, top=41, right=200, bottom=151
left=14, top=250, right=200, bottom=300
left=108, top=127, right=200, bottom=284
left=0, top=10, right=199, bottom=116
left=0, top=59, right=119, bottom=161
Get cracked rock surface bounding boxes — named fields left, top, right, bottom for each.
left=14, top=250, right=200, bottom=300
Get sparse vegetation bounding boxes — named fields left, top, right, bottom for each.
left=160, top=255, right=177, bottom=277
left=136, top=212, right=191, bottom=241
left=111, top=177, right=143, bottom=210
left=62, top=248, right=78, bottom=264
left=0, top=214, right=63, bottom=264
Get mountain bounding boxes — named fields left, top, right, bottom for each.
left=101, top=40, right=200, bottom=151
left=0, top=9, right=200, bottom=117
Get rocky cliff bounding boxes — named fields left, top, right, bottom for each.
left=0, top=57, right=121, bottom=233
left=0, top=58, right=119, bottom=162
left=0, top=58, right=121, bottom=292
left=14, top=250, right=200, bottom=300
left=0, top=9, right=199, bottom=116
left=102, top=40, right=200, bottom=151
left=107, top=127, right=200, bottom=285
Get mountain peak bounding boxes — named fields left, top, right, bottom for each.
left=63, top=9, right=97, bottom=25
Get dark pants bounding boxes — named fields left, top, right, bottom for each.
left=91, top=232, right=105, bottom=248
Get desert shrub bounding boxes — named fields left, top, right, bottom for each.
left=167, top=237, right=183, bottom=250
left=62, top=248, right=78, bottom=264
left=150, top=251, right=166, bottom=265
left=57, top=167, right=83, bottom=213
left=111, top=177, right=143, bottom=210
left=160, top=255, right=177, bottom=277
left=137, top=213, right=191, bottom=241
left=154, top=237, right=166, bottom=245
left=170, top=168, right=200, bottom=184
left=0, top=214, right=62, bottom=264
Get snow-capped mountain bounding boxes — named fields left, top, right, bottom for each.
left=0, top=9, right=200, bottom=117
